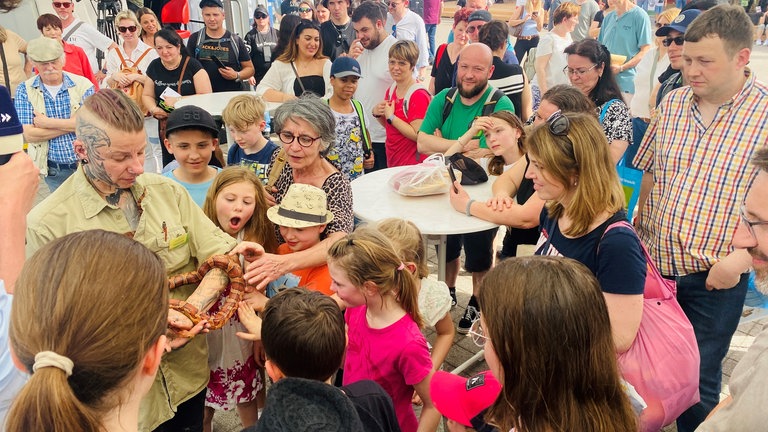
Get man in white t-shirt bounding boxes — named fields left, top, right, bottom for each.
left=52, top=0, right=117, bottom=82
left=385, top=0, right=429, bottom=80
left=350, top=1, right=397, bottom=172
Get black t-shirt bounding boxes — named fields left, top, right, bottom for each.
left=146, top=56, right=205, bottom=101
left=431, top=43, right=455, bottom=95
left=281, top=0, right=300, bottom=15
left=320, top=20, right=355, bottom=61
left=341, top=380, right=402, bottom=432
left=187, top=30, right=251, bottom=92
left=245, top=27, right=279, bottom=82
left=489, top=56, right=525, bottom=119
left=505, top=156, right=540, bottom=245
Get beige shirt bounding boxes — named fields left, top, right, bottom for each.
left=0, top=29, right=28, bottom=95
left=26, top=168, right=237, bottom=431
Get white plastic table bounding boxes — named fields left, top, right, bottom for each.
left=351, top=166, right=498, bottom=281
left=175, top=91, right=282, bottom=116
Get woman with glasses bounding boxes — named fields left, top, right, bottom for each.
left=35, top=14, right=98, bottom=89
left=103, top=11, right=161, bottom=173
left=429, top=8, right=472, bottom=95
left=256, top=19, right=331, bottom=102
left=433, top=256, right=638, bottom=432
left=243, top=95, right=353, bottom=290
left=563, top=39, right=631, bottom=164
left=136, top=8, right=159, bottom=47
left=142, top=28, right=212, bottom=167
left=508, top=0, right=544, bottom=62
left=245, top=6, right=279, bottom=85
left=529, top=112, right=645, bottom=355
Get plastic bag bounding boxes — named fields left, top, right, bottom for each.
left=389, top=154, right=458, bottom=196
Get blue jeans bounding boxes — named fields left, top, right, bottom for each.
left=425, top=24, right=437, bottom=60
left=45, top=161, right=78, bottom=192
left=673, top=271, right=749, bottom=432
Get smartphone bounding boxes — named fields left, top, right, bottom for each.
left=447, top=165, right=459, bottom=193
left=210, top=56, right=227, bottom=69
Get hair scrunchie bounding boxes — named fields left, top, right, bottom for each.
left=32, top=351, right=74, bottom=377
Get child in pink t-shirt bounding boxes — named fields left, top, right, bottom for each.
left=327, top=228, right=440, bottom=432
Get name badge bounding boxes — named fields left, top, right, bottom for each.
left=169, top=233, right=189, bottom=250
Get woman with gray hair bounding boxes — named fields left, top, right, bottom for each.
left=103, top=9, right=160, bottom=172
left=235, top=94, right=353, bottom=291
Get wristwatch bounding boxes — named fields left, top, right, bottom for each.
left=235, top=71, right=242, bottom=82
left=386, top=114, right=395, bottom=124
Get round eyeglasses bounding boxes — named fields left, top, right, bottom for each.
left=468, top=318, right=487, bottom=347
left=278, top=131, right=321, bottom=148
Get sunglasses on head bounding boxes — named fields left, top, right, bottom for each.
left=118, top=25, right=138, bottom=33
left=662, top=36, right=685, bottom=47
left=53, top=1, right=72, bottom=7
left=299, top=7, right=312, bottom=12
left=255, top=13, right=268, bottom=19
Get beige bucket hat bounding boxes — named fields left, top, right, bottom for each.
left=267, top=183, right=335, bottom=228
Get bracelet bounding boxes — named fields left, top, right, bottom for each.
left=465, top=199, right=475, bottom=216
left=235, top=71, right=242, bottom=82
left=619, top=64, right=624, bottom=73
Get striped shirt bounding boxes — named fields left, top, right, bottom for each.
left=633, top=69, right=768, bottom=276
left=14, top=73, right=94, bottom=164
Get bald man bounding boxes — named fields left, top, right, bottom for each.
left=416, top=43, right=514, bottom=334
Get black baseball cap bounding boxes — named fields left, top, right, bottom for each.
left=165, top=105, right=220, bottom=138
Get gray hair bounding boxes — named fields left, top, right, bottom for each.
left=272, top=94, right=336, bottom=151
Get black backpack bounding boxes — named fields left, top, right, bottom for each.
left=441, top=87, right=506, bottom=124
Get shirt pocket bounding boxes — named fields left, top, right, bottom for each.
left=148, top=224, right=192, bottom=274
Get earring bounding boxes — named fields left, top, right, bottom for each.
left=81, top=159, right=89, bottom=164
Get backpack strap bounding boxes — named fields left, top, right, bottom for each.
left=599, top=98, right=620, bottom=123
left=402, top=83, right=426, bottom=118
left=435, top=43, right=447, bottom=67
left=481, top=89, right=505, bottom=117
left=62, top=21, right=84, bottom=43
left=441, top=87, right=459, bottom=124
left=351, top=99, right=372, bottom=157
left=134, top=47, right=152, bottom=68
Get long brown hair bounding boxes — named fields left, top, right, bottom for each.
left=486, top=110, right=526, bottom=176
left=525, top=112, right=624, bottom=237
left=327, top=227, right=423, bottom=327
left=276, top=19, right=327, bottom=63
left=203, top=166, right=278, bottom=253
left=7, top=230, right=168, bottom=432
left=479, top=256, right=637, bottom=432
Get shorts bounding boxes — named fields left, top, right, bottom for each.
left=444, top=228, right=498, bottom=273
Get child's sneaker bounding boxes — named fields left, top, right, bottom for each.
left=449, top=287, right=457, bottom=308
left=457, top=305, right=479, bottom=334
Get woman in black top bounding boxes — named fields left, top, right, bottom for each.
left=429, top=8, right=472, bottom=95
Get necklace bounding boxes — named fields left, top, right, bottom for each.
left=162, top=58, right=182, bottom=70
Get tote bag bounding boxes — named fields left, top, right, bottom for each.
left=603, top=221, right=700, bottom=432
left=600, top=100, right=643, bottom=221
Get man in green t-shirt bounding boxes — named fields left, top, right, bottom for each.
left=416, top=42, right=514, bottom=333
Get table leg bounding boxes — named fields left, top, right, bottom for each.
left=437, top=234, right=447, bottom=282
left=452, top=349, right=484, bottom=375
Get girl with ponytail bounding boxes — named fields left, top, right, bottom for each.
left=327, top=228, right=440, bottom=432
left=7, top=230, right=169, bottom=432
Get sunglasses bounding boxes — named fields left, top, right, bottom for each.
left=662, top=36, right=685, bottom=47
left=254, top=13, right=268, bottom=19
left=53, top=1, right=72, bottom=7
left=299, top=7, right=312, bottom=12
left=118, top=25, right=138, bottom=33
left=546, top=111, right=578, bottom=165
left=466, top=25, right=479, bottom=33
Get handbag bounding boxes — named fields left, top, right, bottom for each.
left=448, top=153, right=488, bottom=185
left=110, top=48, right=152, bottom=114
left=603, top=221, right=700, bottom=432
left=509, top=10, right=526, bottom=38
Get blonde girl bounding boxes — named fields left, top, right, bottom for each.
left=8, top=230, right=168, bottom=432
left=328, top=228, right=441, bottom=432
left=201, top=167, right=277, bottom=431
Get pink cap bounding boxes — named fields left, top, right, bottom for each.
left=429, top=370, right=501, bottom=427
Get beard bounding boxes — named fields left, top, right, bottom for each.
left=750, top=247, right=768, bottom=295
left=458, top=79, right=487, bottom=99
left=362, top=32, right=382, bottom=50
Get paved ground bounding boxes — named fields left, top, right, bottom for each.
left=28, top=5, right=768, bottom=430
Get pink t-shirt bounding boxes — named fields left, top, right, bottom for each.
left=384, top=86, right=431, bottom=168
left=343, top=305, right=433, bottom=432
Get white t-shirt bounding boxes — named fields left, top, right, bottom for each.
left=62, top=18, right=115, bottom=73
left=0, top=281, right=29, bottom=428
left=533, top=31, right=572, bottom=91
left=355, top=35, right=398, bottom=143
left=386, top=10, right=430, bottom=69
left=418, top=277, right=452, bottom=328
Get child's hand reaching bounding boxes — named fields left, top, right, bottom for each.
left=236, top=301, right=262, bottom=341
left=243, top=290, right=269, bottom=311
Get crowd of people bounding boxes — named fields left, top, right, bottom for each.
left=2, top=0, right=768, bottom=431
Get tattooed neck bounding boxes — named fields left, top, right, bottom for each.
left=106, top=189, right=125, bottom=206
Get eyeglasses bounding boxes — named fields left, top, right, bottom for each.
left=563, top=64, right=598, bottom=77
left=740, top=204, right=768, bottom=239
left=466, top=25, right=479, bottom=33
left=278, top=131, right=321, bottom=147
left=468, top=319, right=487, bottom=347
left=299, top=7, right=312, bottom=12
left=118, top=25, right=138, bottom=33
left=53, top=1, right=72, bottom=7
left=254, top=13, right=268, bottom=19
left=388, top=1, right=401, bottom=7
left=662, top=36, right=685, bottom=47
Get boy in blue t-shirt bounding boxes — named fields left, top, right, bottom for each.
left=222, top=94, right=279, bottom=184
left=162, top=105, right=221, bottom=206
